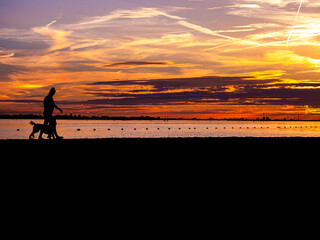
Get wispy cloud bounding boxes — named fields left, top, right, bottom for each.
left=0, top=50, right=14, bottom=58
left=104, top=61, right=171, bottom=68
left=69, top=7, right=261, bottom=48
left=72, top=7, right=184, bottom=29
left=32, top=21, right=73, bottom=51
left=209, top=3, right=261, bottom=10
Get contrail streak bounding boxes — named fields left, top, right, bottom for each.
left=287, top=0, right=304, bottom=48
left=177, top=20, right=262, bottom=47
left=221, top=32, right=320, bottom=53
left=45, top=20, right=57, bottom=28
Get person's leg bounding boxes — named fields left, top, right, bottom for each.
left=52, top=117, right=63, bottom=139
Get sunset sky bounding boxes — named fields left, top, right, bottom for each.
left=1, top=0, right=320, bottom=119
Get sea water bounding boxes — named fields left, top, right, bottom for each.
left=1, top=119, right=320, bottom=139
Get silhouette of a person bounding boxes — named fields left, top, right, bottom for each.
left=39, top=87, right=63, bottom=139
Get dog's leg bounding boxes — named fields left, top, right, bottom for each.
left=29, top=132, right=34, bottom=139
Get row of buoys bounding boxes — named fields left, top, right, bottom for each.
left=75, top=126, right=318, bottom=131
left=14, top=125, right=320, bottom=133
left=277, top=126, right=317, bottom=128
left=13, top=125, right=320, bottom=133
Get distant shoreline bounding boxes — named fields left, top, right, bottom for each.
left=0, top=114, right=317, bottom=121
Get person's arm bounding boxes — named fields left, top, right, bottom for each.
left=54, top=102, right=63, bottom=113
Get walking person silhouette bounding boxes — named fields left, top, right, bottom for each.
left=39, top=87, right=63, bottom=139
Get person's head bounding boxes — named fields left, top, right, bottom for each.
left=49, top=87, right=56, bottom=96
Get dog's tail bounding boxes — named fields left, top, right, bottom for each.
left=30, top=121, right=35, bottom=125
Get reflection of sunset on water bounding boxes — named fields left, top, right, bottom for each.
left=3, top=119, right=320, bottom=140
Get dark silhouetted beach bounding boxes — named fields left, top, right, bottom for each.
left=2, top=137, right=319, bottom=153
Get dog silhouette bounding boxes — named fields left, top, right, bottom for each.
left=29, top=119, right=57, bottom=139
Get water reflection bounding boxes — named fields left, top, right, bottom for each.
left=1, top=119, right=320, bottom=139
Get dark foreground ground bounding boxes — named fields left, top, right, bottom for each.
left=1, top=137, right=319, bottom=154
left=2, top=136, right=320, bottom=145
left=2, top=137, right=318, bottom=173
left=1, top=137, right=318, bottom=211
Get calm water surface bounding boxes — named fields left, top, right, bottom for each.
left=1, top=119, right=320, bottom=139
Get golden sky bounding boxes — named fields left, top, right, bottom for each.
left=1, top=0, right=320, bottom=119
